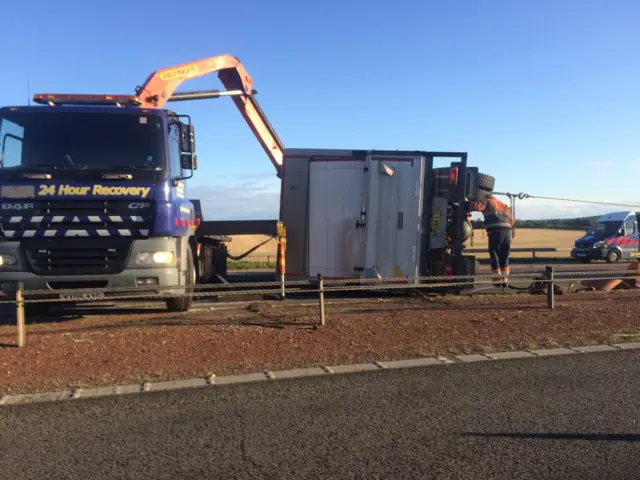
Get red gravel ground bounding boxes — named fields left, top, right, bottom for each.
left=1, top=290, right=640, bottom=395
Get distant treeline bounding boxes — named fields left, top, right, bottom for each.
left=471, top=216, right=599, bottom=230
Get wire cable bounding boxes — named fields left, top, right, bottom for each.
left=492, top=192, right=640, bottom=209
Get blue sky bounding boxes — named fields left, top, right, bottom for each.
left=1, top=0, right=638, bottom=220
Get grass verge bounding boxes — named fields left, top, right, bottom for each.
left=1, top=290, right=640, bottom=395
left=228, top=261, right=277, bottom=270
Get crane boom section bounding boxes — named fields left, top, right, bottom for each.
left=33, top=54, right=284, bottom=175
left=136, top=54, right=284, bottom=175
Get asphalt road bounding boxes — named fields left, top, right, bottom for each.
left=2, top=350, right=640, bottom=479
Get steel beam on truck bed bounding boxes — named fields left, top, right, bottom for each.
left=196, top=220, right=280, bottom=236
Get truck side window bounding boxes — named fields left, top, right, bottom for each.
left=0, top=118, right=24, bottom=168
left=624, top=218, right=636, bottom=235
left=168, top=124, right=182, bottom=178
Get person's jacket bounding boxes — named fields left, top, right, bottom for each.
left=469, top=196, right=514, bottom=230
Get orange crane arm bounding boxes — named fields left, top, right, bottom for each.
left=135, top=54, right=284, bottom=175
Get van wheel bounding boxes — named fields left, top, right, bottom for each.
left=606, top=249, right=621, bottom=263
left=166, top=249, right=195, bottom=312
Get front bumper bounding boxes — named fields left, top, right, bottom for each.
left=571, top=245, right=607, bottom=260
left=0, top=237, right=182, bottom=300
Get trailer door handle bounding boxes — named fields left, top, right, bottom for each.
left=397, top=212, right=404, bottom=230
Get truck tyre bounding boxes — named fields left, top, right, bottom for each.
left=606, top=249, right=621, bottom=263
left=476, top=172, right=495, bottom=193
left=466, top=173, right=494, bottom=202
left=468, top=188, right=491, bottom=202
left=166, top=249, right=195, bottom=312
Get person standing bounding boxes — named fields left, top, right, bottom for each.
left=468, top=195, right=515, bottom=286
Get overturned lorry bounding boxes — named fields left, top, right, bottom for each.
left=279, top=149, right=495, bottom=287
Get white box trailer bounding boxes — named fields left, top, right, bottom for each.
left=280, top=149, right=491, bottom=283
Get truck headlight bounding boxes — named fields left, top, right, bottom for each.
left=593, top=241, right=605, bottom=248
left=137, top=251, right=175, bottom=265
left=0, top=254, right=18, bottom=267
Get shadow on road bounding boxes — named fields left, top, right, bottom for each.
left=463, top=432, right=640, bottom=442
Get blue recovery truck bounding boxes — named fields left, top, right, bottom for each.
left=0, top=55, right=285, bottom=311
left=571, top=211, right=640, bottom=263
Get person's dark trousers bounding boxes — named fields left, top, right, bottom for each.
left=487, top=228, right=512, bottom=283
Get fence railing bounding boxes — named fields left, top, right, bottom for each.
left=465, top=247, right=559, bottom=259
left=231, top=248, right=569, bottom=266
left=3, top=266, right=639, bottom=348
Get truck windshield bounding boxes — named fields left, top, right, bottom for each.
left=588, top=221, right=621, bottom=236
left=0, top=111, right=166, bottom=170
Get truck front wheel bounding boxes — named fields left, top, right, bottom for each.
left=166, top=249, right=195, bottom=312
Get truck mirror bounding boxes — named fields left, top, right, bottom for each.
left=180, top=124, right=195, bottom=153
left=180, top=153, right=194, bottom=170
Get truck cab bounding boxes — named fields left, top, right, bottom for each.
left=571, top=211, right=640, bottom=263
left=0, top=102, right=199, bottom=311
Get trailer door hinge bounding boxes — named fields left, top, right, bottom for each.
left=353, top=266, right=364, bottom=272
left=356, top=221, right=366, bottom=228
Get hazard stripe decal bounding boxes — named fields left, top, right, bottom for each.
left=3, top=229, right=150, bottom=238
left=1, top=215, right=146, bottom=224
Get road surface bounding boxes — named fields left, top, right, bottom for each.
left=2, top=350, right=640, bottom=479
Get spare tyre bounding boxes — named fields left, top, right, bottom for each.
left=467, top=188, right=491, bottom=202
left=476, top=172, right=495, bottom=192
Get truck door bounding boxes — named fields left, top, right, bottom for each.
left=364, top=155, right=423, bottom=279
left=623, top=215, right=639, bottom=259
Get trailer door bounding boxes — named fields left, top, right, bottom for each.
left=364, top=155, right=423, bottom=279
left=308, top=158, right=366, bottom=278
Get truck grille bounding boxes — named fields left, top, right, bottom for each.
left=0, top=200, right=154, bottom=238
left=22, top=238, right=133, bottom=276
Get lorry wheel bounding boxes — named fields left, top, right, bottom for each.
left=466, top=173, right=495, bottom=202
left=166, top=249, right=195, bottom=312
left=606, top=249, right=621, bottom=263
left=476, top=172, right=495, bottom=192
left=469, top=188, right=491, bottom=202
left=25, top=303, right=51, bottom=319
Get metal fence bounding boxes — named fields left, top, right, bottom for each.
left=3, top=266, right=639, bottom=348
left=231, top=247, right=573, bottom=266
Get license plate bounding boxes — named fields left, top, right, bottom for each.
left=1, top=185, right=35, bottom=198
left=59, top=292, right=106, bottom=301
left=576, top=253, right=587, bottom=257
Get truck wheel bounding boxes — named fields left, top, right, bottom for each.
left=25, top=303, right=51, bottom=319
left=476, top=172, right=495, bottom=192
left=466, top=173, right=495, bottom=202
left=166, top=249, right=195, bottom=312
left=606, top=249, right=621, bottom=263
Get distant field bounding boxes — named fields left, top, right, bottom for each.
left=226, top=228, right=583, bottom=261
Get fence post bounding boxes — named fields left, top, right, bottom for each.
left=16, top=281, right=25, bottom=348
left=317, top=273, right=325, bottom=327
left=277, top=222, right=286, bottom=301
left=545, top=266, right=555, bottom=309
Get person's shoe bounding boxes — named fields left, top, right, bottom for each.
left=492, top=269, right=502, bottom=287
left=501, top=269, right=510, bottom=288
